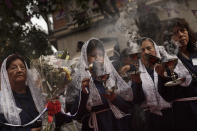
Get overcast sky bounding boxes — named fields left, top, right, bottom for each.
left=31, top=16, right=48, bottom=33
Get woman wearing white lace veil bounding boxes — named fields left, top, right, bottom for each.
left=158, top=18, right=197, bottom=131
left=137, top=37, right=191, bottom=131
left=65, top=38, right=134, bottom=131
left=0, top=54, right=45, bottom=131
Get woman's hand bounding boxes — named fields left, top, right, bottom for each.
left=47, top=100, right=61, bottom=116
left=130, top=73, right=141, bottom=83
left=155, top=64, right=166, bottom=77
left=119, top=65, right=130, bottom=75
left=103, top=91, right=116, bottom=102
left=81, top=78, right=90, bottom=94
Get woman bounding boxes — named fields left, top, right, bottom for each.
left=0, top=54, right=61, bottom=131
left=158, top=18, right=197, bottom=131
left=119, top=46, right=146, bottom=131
left=136, top=37, right=188, bottom=131
left=66, top=38, right=137, bottom=131
left=0, top=54, right=46, bottom=131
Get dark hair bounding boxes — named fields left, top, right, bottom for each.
left=137, top=37, right=155, bottom=47
left=87, top=39, right=105, bottom=56
left=167, top=18, right=197, bottom=53
left=6, top=54, right=26, bottom=70
left=77, top=41, right=84, bottom=52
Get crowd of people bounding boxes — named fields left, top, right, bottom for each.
left=0, top=18, right=196, bottom=131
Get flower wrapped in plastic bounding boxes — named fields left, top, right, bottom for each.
left=30, top=55, right=74, bottom=131
left=30, top=55, right=73, bottom=99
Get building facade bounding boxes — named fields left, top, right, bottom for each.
left=51, top=0, right=197, bottom=58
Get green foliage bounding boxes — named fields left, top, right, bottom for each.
left=0, top=26, right=53, bottom=63
left=0, top=0, right=120, bottom=62
left=0, top=0, right=54, bottom=62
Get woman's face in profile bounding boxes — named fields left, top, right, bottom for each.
left=172, top=26, right=189, bottom=49
left=140, top=40, right=157, bottom=67
left=87, top=48, right=104, bottom=64
left=141, top=40, right=156, bottom=58
left=7, top=59, right=27, bottom=85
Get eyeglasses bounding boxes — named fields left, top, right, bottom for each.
left=8, top=65, right=26, bottom=71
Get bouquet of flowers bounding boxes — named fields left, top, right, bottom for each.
left=30, top=55, right=74, bottom=131
left=31, top=55, right=72, bottom=99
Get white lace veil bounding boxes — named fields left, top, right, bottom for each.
left=0, top=55, right=45, bottom=124
left=139, top=37, right=191, bottom=86
left=138, top=38, right=170, bottom=115
left=138, top=37, right=191, bottom=115
left=70, top=38, right=133, bottom=116
left=158, top=46, right=192, bottom=87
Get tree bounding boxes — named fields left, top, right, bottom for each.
left=0, top=0, right=56, bottom=62
left=0, top=0, right=121, bottom=62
